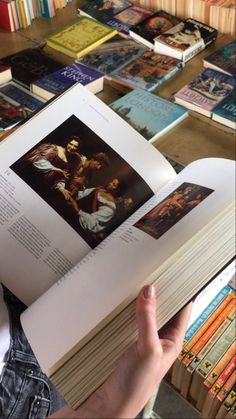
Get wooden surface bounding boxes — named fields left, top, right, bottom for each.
left=0, top=1, right=235, bottom=165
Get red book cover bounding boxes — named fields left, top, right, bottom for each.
left=0, top=0, right=14, bottom=31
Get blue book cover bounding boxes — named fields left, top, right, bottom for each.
left=32, top=63, right=104, bottom=98
left=110, top=89, right=188, bottom=142
left=103, top=17, right=131, bottom=37
left=0, top=81, right=44, bottom=130
left=80, top=36, right=147, bottom=75
left=0, top=81, right=44, bottom=111
left=110, top=51, right=182, bottom=91
left=212, top=89, right=236, bottom=129
left=203, top=40, right=236, bottom=77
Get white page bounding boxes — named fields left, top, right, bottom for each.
left=0, top=84, right=175, bottom=304
left=21, top=158, right=235, bottom=373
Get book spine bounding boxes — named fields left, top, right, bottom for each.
left=196, top=318, right=236, bottom=380
left=216, top=383, right=236, bottom=418
left=181, top=293, right=234, bottom=357
left=184, top=285, right=232, bottom=345
left=180, top=316, right=232, bottom=398
left=204, top=340, right=236, bottom=389
left=209, top=355, right=236, bottom=399
left=182, top=298, right=236, bottom=368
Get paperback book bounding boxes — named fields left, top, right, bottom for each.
left=110, top=51, right=182, bottom=91
left=110, top=89, right=188, bottom=142
left=79, top=36, right=147, bottom=75
left=174, top=68, right=236, bottom=117
left=154, top=18, right=218, bottom=62
left=46, top=17, right=117, bottom=59
left=103, top=5, right=153, bottom=38
left=0, top=80, right=44, bottom=131
left=31, top=62, right=104, bottom=100
left=0, top=62, right=12, bottom=84
left=212, top=89, right=236, bottom=130
left=0, top=84, right=234, bottom=409
left=78, top=0, right=131, bottom=21
left=203, top=40, right=236, bottom=77
left=0, top=48, right=64, bottom=88
left=129, top=10, right=180, bottom=49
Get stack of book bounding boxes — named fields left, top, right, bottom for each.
left=0, top=0, right=73, bottom=31
left=173, top=39, right=236, bottom=128
left=133, top=0, right=236, bottom=35
left=170, top=259, right=236, bottom=419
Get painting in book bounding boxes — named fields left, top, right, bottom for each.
left=11, top=115, right=153, bottom=248
left=134, top=183, right=214, bottom=240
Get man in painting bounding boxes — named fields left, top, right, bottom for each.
left=73, top=178, right=126, bottom=235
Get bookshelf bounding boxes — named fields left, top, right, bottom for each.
left=1, top=0, right=235, bottom=167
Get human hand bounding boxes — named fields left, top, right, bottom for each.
left=50, top=286, right=193, bottom=419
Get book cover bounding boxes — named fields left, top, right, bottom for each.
left=129, top=10, right=180, bottom=49
left=31, top=62, right=104, bottom=100
left=174, top=68, right=236, bottom=117
left=110, top=89, right=188, bottom=142
left=46, top=17, right=117, bottom=59
left=212, top=89, right=236, bottom=130
left=110, top=51, right=182, bottom=91
left=103, top=6, right=153, bottom=37
left=0, top=81, right=44, bottom=130
left=79, top=36, right=147, bottom=75
left=203, top=40, right=236, bottom=77
left=0, top=62, right=12, bottom=84
left=78, top=0, right=131, bottom=21
left=0, top=0, right=15, bottom=32
left=0, top=48, right=64, bottom=88
left=155, top=18, right=218, bottom=62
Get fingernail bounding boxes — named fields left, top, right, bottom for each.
left=143, top=285, right=155, bottom=299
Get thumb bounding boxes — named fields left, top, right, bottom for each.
left=136, top=285, right=162, bottom=358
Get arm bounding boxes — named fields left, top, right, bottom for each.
left=50, top=286, right=193, bottom=419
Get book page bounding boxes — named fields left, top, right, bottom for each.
left=0, top=84, right=175, bottom=304
left=21, top=157, right=235, bottom=373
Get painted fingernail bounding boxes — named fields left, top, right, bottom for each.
left=143, top=285, right=155, bottom=299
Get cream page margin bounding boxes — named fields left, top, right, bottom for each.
left=0, top=84, right=175, bottom=305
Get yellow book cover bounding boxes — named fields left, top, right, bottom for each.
left=46, top=17, right=117, bottom=59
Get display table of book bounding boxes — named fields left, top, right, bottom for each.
left=1, top=0, right=235, bottom=166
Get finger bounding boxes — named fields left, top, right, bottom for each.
left=136, top=285, right=161, bottom=357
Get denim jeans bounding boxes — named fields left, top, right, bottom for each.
left=0, top=286, right=65, bottom=418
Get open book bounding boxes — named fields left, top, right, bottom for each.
left=0, top=84, right=234, bottom=408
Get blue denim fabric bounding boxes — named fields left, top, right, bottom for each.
left=0, top=286, right=65, bottom=418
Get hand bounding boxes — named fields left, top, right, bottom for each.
left=50, top=286, right=193, bottom=419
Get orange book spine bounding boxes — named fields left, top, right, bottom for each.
left=182, top=299, right=236, bottom=367
left=181, top=294, right=234, bottom=358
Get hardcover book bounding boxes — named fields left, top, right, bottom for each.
left=0, top=62, right=12, bottom=84
left=103, top=5, right=153, bottom=38
left=0, top=48, right=64, bottom=88
left=79, top=36, right=147, bottom=75
left=203, top=40, right=236, bottom=77
left=0, top=84, right=234, bottom=409
left=109, top=89, right=188, bottom=142
left=46, top=17, right=117, bottom=59
left=154, top=18, right=218, bottom=62
left=110, top=51, right=182, bottom=91
left=31, top=62, right=104, bottom=100
left=0, top=80, right=44, bottom=131
left=212, top=89, right=236, bottom=130
left=78, top=0, right=131, bottom=21
left=129, top=10, right=180, bottom=49
left=174, top=68, right=236, bottom=117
